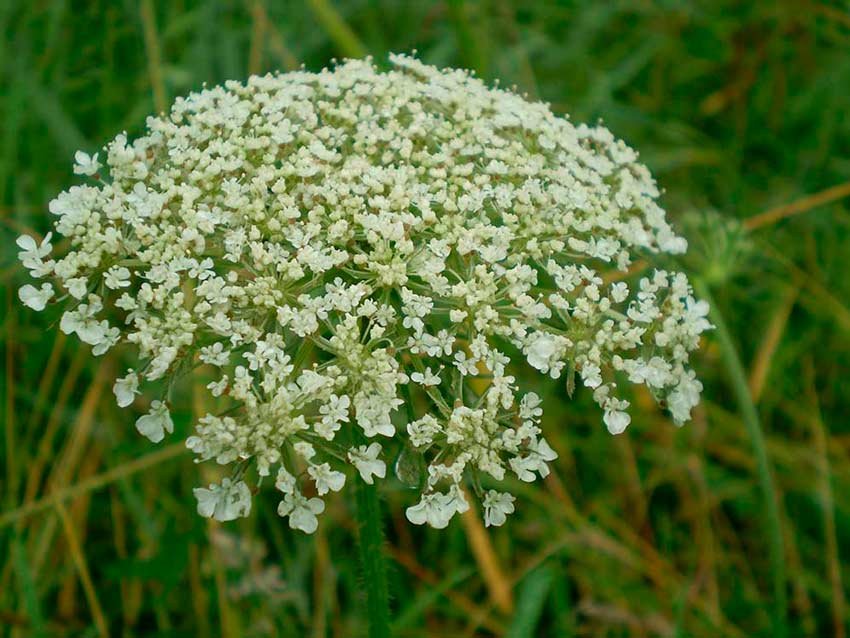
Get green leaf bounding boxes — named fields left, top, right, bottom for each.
left=506, top=564, right=555, bottom=638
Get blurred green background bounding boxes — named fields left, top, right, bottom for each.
left=2, top=1, right=850, bottom=636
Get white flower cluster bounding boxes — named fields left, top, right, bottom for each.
left=17, top=54, right=709, bottom=532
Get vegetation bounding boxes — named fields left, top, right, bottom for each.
left=2, top=1, right=849, bottom=636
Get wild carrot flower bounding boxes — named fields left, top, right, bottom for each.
left=16, top=54, right=709, bottom=531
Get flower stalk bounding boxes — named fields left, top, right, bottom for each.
left=354, top=477, right=391, bottom=638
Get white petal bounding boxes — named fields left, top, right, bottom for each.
left=16, top=235, right=37, bottom=251
left=306, top=497, right=326, bottom=515
left=405, top=501, right=428, bottom=526
left=193, top=488, right=217, bottom=518
left=275, top=467, right=296, bottom=494
left=135, top=413, right=165, bottom=442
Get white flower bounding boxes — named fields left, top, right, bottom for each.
left=18, top=53, right=709, bottom=530
left=194, top=478, right=251, bottom=521
left=18, top=283, right=53, bottom=311
left=17, top=233, right=54, bottom=276
left=293, top=441, right=315, bottom=461
left=348, top=443, right=386, bottom=484
left=449, top=309, right=467, bottom=323
left=407, top=414, right=442, bottom=448
left=405, top=486, right=468, bottom=529
left=317, top=394, right=350, bottom=439
left=355, top=393, right=399, bottom=438
left=410, top=367, right=441, bottom=386
left=405, top=493, right=452, bottom=528
left=530, top=437, right=558, bottom=463
left=113, top=371, right=139, bottom=407
left=59, top=298, right=106, bottom=345
left=453, top=351, right=478, bottom=376
left=73, top=151, right=100, bottom=176
left=135, top=400, right=173, bottom=442
left=519, top=392, right=543, bottom=420
left=526, top=334, right=555, bottom=371
left=525, top=333, right=567, bottom=377
left=509, top=437, right=558, bottom=482
left=668, top=372, right=703, bottom=425
left=604, top=409, right=631, bottom=435
left=275, top=466, right=297, bottom=494
left=207, top=376, right=228, bottom=397
left=200, top=342, right=230, bottom=367
left=278, top=492, right=325, bottom=534
left=66, top=278, right=88, bottom=299
left=104, top=266, right=131, bottom=289
left=308, top=462, right=346, bottom=495
left=482, top=490, right=515, bottom=527
left=581, top=363, right=602, bottom=389
left=16, top=233, right=52, bottom=262
left=610, top=282, right=629, bottom=303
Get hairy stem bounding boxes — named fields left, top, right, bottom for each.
left=695, top=279, right=787, bottom=638
left=354, top=477, right=391, bottom=638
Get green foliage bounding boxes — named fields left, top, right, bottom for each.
left=2, top=1, right=849, bottom=636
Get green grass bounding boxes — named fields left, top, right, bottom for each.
left=2, top=1, right=850, bottom=636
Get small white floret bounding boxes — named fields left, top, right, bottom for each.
left=73, top=151, right=101, bottom=176
left=113, top=371, right=139, bottom=408
left=278, top=492, right=325, bottom=534
left=135, top=400, right=173, bottom=443
left=193, top=478, right=251, bottom=521
left=482, top=490, right=516, bottom=527
left=603, top=409, right=631, bottom=435
left=18, top=283, right=53, bottom=311
left=348, top=443, right=386, bottom=484
left=308, top=462, right=346, bottom=495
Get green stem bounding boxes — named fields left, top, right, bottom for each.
left=695, top=279, right=786, bottom=638
left=354, top=477, right=391, bottom=638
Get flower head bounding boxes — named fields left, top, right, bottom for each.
left=17, top=54, right=709, bottom=532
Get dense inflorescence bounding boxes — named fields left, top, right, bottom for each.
left=17, top=54, right=710, bottom=531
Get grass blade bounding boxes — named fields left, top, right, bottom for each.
left=55, top=501, right=110, bottom=637
left=393, top=567, right=474, bottom=630
left=506, top=564, right=555, bottom=638
left=460, top=492, right=513, bottom=614
left=139, top=0, right=168, bottom=114
left=306, top=0, right=366, bottom=59
left=0, top=443, right=186, bottom=528
left=744, top=181, right=850, bottom=230
left=694, top=279, right=787, bottom=638
left=11, top=536, right=47, bottom=637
